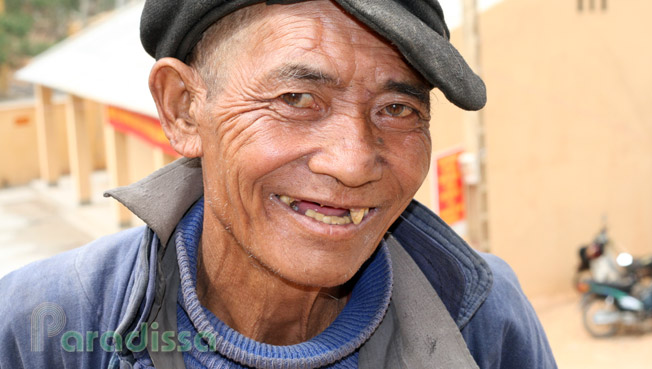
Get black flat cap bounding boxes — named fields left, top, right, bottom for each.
left=141, top=0, right=486, bottom=111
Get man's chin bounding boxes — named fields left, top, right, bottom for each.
left=280, top=271, right=358, bottom=290
left=263, top=251, right=374, bottom=289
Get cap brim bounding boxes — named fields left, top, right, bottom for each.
left=334, top=0, right=487, bottom=111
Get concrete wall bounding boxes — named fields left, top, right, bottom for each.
left=418, top=0, right=652, bottom=298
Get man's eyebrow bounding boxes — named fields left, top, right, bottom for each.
left=383, top=80, right=431, bottom=107
left=266, top=64, right=430, bottom=107
left=267, top=64, right=340, bottom=86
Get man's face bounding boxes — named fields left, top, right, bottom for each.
left=196, top=0, right=432, bottom=287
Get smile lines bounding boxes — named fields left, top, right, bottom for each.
left=277, top=195, right=370, bottom=225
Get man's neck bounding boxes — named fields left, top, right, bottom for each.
left=195, top=216, right=348, bottom=345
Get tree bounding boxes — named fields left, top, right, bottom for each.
left=0, top=0, right=115, bottom=67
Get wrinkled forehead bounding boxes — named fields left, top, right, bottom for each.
left=230, top=3, right=427, bottom=88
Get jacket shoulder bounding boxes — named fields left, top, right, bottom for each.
left=0, top=226, right=146, bottom=368
left=462, top=253, right=557, bottom=369
left=391, top=200, right=492, bottom=328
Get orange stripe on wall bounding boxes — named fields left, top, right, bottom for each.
left=106, top=106, right=178, bottom=156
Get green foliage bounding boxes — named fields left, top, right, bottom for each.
left=16, top=0, right=80, bottom=12
left=5, top=0, right=25, bottom=13
left=0, top=13, right=33, bottom=37
left=0, top=11, right=45, bottom=67
left=0, top=0, right=96, bottom=69
left=19, top=38, right=52, bottom=57
left=0, top=0, right=118, bottom=71
left=0, top=31, right=9, bottom=64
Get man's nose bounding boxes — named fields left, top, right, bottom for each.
left=307, top=115, right=383, bottom=188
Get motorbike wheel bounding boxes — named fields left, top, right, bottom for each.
left=582, top=296, right=620, bottom=338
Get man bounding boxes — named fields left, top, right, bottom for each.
left=0, top=1, right=556, bottom=368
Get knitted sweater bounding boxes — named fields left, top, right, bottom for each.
left=159, top=198, right=393, bottom=368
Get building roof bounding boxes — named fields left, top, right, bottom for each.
left=16, top=1, right=157, bottom=117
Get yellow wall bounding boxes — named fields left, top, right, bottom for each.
left=417, top=0, right=652, bottom=298
left=84, top=99, right=107, bottom=170
left=0, top=99, right=70, bottom=186
left=0, top=97, right=106, bottom=187
left=0, top=100, right=41, bottom=186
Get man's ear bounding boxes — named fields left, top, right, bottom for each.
left=149, top=57, right=206, bottom=157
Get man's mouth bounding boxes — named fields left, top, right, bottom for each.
left=276, top=195, right=371, bottom=225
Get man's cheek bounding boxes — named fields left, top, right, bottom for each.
left=231, top=131, right=309, bottom=176
left=386, top=138, right=431, bottom=174
left=403, top=137, right=432, bottom=181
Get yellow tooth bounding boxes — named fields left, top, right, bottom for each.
left=303, top=209, right=354, bottom=226
left=305, top=209, right=317, bottom=217
left=280, top=195, right=294, bottom=206
left=364, top=208, right=369, bottom=216
left=350, top=208, right=367, bottom=225
left=334, top=216, right=347, bottom=225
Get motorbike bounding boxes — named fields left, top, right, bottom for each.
left=574, top=226, right=610, bottom=288
left=574, top=226, right=652, bottom=289
left=575, top=226, right=652, bottom=337
left=578, top=278, right=652, bottom=337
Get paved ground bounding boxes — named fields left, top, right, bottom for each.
left=532, top=294, right=652, bottom=368
left=1, top=174, right=652, bottom=368
left=0, top=172, right=121, bottom=277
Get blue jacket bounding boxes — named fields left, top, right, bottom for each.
left=0, top=158, right=556, bottom=368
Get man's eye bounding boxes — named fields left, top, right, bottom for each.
left=383, top=104, right=414, bottom=118
left=281, top=93, right=315, bottom=108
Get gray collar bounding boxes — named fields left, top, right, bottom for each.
left=359, top=235, right=479, bottom=369
left=104, top=157, right=204, bottom=246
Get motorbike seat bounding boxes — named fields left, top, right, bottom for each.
left=595, top=279, right=635, bottom=294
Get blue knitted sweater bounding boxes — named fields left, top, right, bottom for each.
left=170, top=198, right=392, bottom=369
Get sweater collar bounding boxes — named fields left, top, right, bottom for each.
left=173, top=197, right=393, bottom=368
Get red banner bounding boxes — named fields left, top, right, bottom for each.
left=106, top=106, right=177, bottom=156
left=435, top=149, right=466, bottom=226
